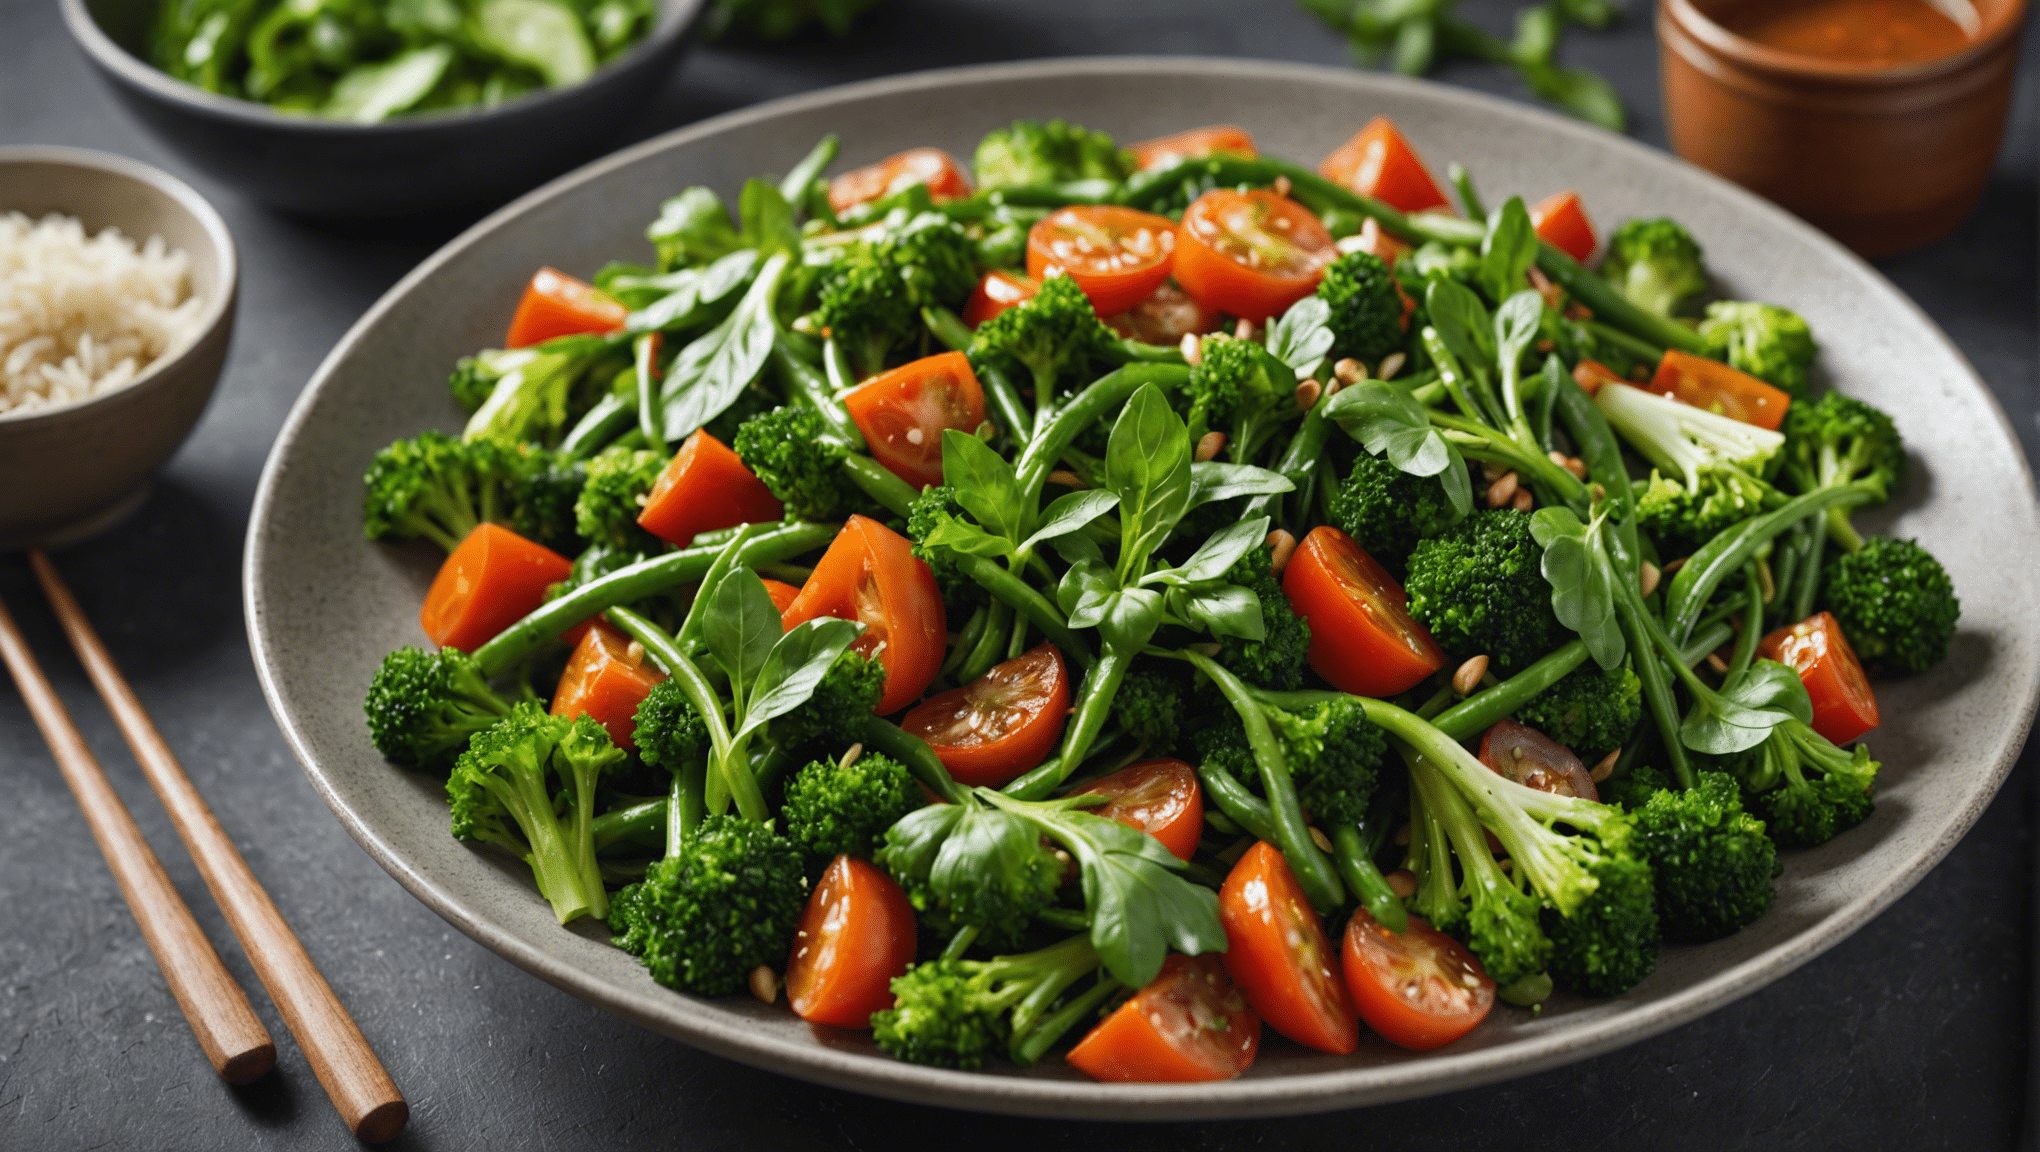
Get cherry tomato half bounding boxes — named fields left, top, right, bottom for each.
left=841, top=351, right=987, bottom=491
left=636, top=429, right=783, bottom=548
left=1103, top=279, right=1221, bottom=346
left=762, top=578, right=801, bottom=614
left=1649, top=350, right=1793, bottom=431
left=1219, top=840, right=1358, bottom=1054
left=1026, top=207, right=1179, bottom=317
left=1065, top=953, right=1260, bottom=1083
left=1760, top=612, right=1881, bottom=745
left=1126, top=125, right=1258, bottom=171
left=1173, top=189, right=1337, bottom=322
left=1283, top=526, right=1446, bottom=697
left=963, top=269, right=1038, bottom=327
left=1318, top=116, right=1452, bottom=215
left=550, top=620, right=666, bottom=750
left=1530, top=190, right=1598, bottom=264
left=785, top=855, right=918, bottom=1029
left=782, top=515, right=946, bottom=716
left=901, top=644, right=1070, bottom=788
left=827, top=148, right=973, bottom=214
left=421, top=523, right=572, bottom=654
left=505, top=267, right=627, bottom=348
left=1479, top=719, right=1598, bottom=802
left=1342, top=908, right=1494, bottom=1051
left=1072, top=759, right=1203, bottom=862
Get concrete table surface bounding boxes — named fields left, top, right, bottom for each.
left=1, top=0, right=2035, bottom=1147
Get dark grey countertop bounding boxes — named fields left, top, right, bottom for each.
left=2, top=1, right=2036, bottom=1147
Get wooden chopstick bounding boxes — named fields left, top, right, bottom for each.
left=28, top=552, right=409, bottom=1145
left=0, top=586, right=275, bottom=1084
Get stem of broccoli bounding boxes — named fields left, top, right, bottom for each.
left=473, top=521, right=837, bottom=676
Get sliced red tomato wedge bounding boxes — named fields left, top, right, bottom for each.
left=505, top=267, right=626, bottom=348
left=1283, top=526, right=1446, bottom=697
left=962, top=269, right=1039, bottom=327
left=1173, top=189, right=1338, bottom=321
left=841, top=351, right=987, bottom=490
left=1531, top=190, right=1598, bottom=264
left=1126, top=124, right=1258, bottom=171
left=1103, top=279, right=1221, bottom=346
left=761, top=578, right=801, bottom=614
left=421, top=523, right=572, bottom=653
left=1026, top=206, right=1179, bottom=316
left=827, top=148, right=973, bottom=214
left=1065, top=953, right=1259, bottom=1083
left=636, top=429, right=783, bottom=548
left=1071, top=759, right=1203, bottom=862
left=1318, top=116, right=1452, bottom=215
left=1218, top=840, right=1358, bottom=1054
left=900, top=643, right=1069, bottom=787
left=785, top=855, right=918, bottom=1028
left=1342, top=908, right=1494, bottom=1051
left=1760, top=611, right=1881, bottom=744
left=1649, top=349, right=1793, bottom=430
left=781, top=515, right=946, bottom=716
left=550, top=620, right=666, bottom=750
left=1479, top=719, right=1598, bottom=801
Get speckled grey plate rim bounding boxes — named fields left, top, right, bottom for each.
left=244, top=57, right=2040, bottom=1118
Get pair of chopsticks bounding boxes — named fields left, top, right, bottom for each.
left=0, top=552, right=407, bottom=1144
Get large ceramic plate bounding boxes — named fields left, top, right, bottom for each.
left=245, top=58, right=2040, bottom=1118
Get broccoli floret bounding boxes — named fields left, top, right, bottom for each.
left=1183, top=332, right=1298, bottom=465
left=877, top=802, right=1063, bottom=951
left=1728, top=717, right=1878, bottom=847
left=1513, top=663, right=1642, bottom=759
left=885, top=211, right=980, bottom=312
left=1407, top=756, right=1550, bottom=988
left=1600, top=759, right=1671, bottom=812
left=1404, top=508, right=1568, bottom=675
left=575, top=444, right=669, bottom=553
left=1195, top=695, right=1384, bottom=828
left=448, top=703, right=624, bottom=924
left=765, top=648, right=886, bottom=752
left=632, top=678, right=709, bottom=772
left=364, top=646, right=515, bottom=772
left=1210, top=544, right=1311, bottom=691
left=1600, top=218, right=1707, bottom=318
left=1823, top=537, right=1959, bottom=674
left=1540, top=849, right=1659, bottom=996
left=363, top=433, right=582, bottom=555
left=1317, top=250, right=1404, bottom=365
left=1328, top=452, right=1463, bottom=576
left=608, top=813, right=808, bottom=994
left=1780, top=392, right=1904, bottom=552
left=780, top=750, right=920, bottom=867
left=872, top=935, right=1105, bottom=1068
left=1596, top=379, right=1785, bottom=549
left=1633, top=469, right=1764, bottom=555
left=817, top=244, right=919, bottom=378
left=449, top=352, right=507, bottom=412
left=734, top=405, right=861, bottom=522
left=968, top=273, right=1116, bottom=416
left=906, top=484, right=972, bottom=599
left=1630, top=771, right=1777, bottom=942
left=972, top=119, right=1132, bottom=190
left=1114, top=666, right=1188, bottom=755
left=1699, top=301, right=1818, bottom=396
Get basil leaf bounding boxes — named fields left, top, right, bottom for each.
left=1494, top=289, right=1543, bottom=376
left=1017, top=489, right=1120, bottom=555
left=1480, top=196, right=1538, bottom=305
left=1426, top=278, right=1495, bottom=369
left=1104, top=384, right=1193, bottom=576
left=942, top=429, right=1025, bottom=545
left=1059, top=560, right=1119, bottom=628
left=927, top=806, right=1047, bottom=925
left=471, top=0, right=593, bottom=87
left=738, top=178, right=801, bottom=261
left=1530, top=507, right=1624, bottom=669
left=923, top=514, right=1015, bottom=560
left=1168, top=582, right=1267, bottom=642
left=1048, top=530, right=1106, bottom=567
left=625, top=249, right=757, bottom=333
left=647, top=187, right=742, bottom=271
left=1724, top=660, right=1815, bottom=725
left=1321, top=380, right=1473, bottom=517
left=660, top=250, right=789, bottom=444
left=872, top=803, right=964, bottom=888
left=1187, top=461, right=1294, bottom=509
left=736, top=616, right=865, bottom=741
left=1265, top=295, right=1335, bottom=380
left=1096, top=587, right=1164, bottom=651
left=1146, top=517, right=1269, bottom=587
left=700, top=566, right=782, bottom=694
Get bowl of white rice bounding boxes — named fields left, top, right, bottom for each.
left=0, top=146, right=235, bottom=548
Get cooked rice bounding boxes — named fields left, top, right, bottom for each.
left=0, top=211, right=205, bottom=416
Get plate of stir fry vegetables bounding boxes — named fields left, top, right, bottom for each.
left=246, top=59, right=2040, bottom=1115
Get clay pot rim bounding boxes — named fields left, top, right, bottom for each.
left=1662, top=0, right=2028, bottom=84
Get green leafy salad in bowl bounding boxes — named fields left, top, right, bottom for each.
left=353, top=115, right=1960, bottom=1081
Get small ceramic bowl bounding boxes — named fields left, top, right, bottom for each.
left=59, top=0, right=704, bottom=220
left=0, top=147, right=237, bottom=549
left=1659, top=0, right=2027, bottom=257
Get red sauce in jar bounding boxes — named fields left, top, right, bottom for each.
left=1718, top=0, right=1976, bottom=67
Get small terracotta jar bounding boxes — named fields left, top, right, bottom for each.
left=1659, top=0, right=2026, bottom=257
